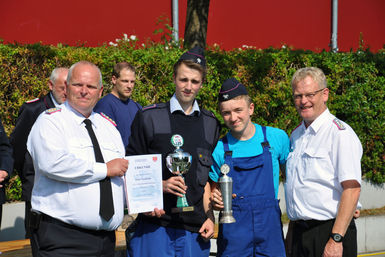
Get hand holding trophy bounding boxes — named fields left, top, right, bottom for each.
left=219, top=164, right=236, bottom=223
left=166, top=134, right=194, bottom=213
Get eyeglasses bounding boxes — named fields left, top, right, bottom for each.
left=293, top=88, right=325, bottom=101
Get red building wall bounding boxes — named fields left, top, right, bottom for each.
left=0, top=0, right=384, bottom=52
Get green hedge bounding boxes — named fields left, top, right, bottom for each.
left=1, top=39, right=384, bottom=200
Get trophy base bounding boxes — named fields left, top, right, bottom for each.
left=171, top=206, right=194, bottom=213
left=219, top=211, right=236, bottom=224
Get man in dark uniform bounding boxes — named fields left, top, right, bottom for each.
left=10, top=67, right=68, bottom=237
left=0, top=119, right=13, bottom=227
left=127, top=46, right=221, bottom=257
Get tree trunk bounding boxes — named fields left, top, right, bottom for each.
left=183, top=0, right=210, bottom=49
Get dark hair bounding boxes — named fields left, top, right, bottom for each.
left=112, top=62, right=136, bottom=78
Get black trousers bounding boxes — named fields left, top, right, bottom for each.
left=30, top=213, right=116, bottom=257
left=291, top=218, right=357, bottom=257
left=0, top=204, right=2, bottom=229
left=24, top=200, right=32, bottom=238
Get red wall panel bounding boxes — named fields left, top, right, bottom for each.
left=0, top=0, right=384, bottom=52
left=0, top=0, right=171, bottom=46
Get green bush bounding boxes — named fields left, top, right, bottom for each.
left=1, top=38, right=384, bottom=201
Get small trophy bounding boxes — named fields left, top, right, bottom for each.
left=218, top=164, right=236, bottom=223
left=166, top=134, right=194, bottom=213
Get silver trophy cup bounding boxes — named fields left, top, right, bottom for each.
left=166, top=134, right=194, bottom=213
left=219, top=164, right=236, bottom=223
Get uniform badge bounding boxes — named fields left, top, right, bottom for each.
left=333, top=118, right=346, bottom=130
left=45, top=107, right=61, bottom=115
left=142, top=104, right=157, bottom=111
left=26, top=98, right=39, bottom=104
left=100, top=112, right=117, bottom=127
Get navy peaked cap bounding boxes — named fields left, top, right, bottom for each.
left=178, top=46, right=206, bottom=69
left=218, top=78, right=248, bottom=102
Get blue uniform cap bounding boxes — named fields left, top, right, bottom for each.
left=179, top=46, right=206, bottom=69
left=218, top=78, right=248, bottom=102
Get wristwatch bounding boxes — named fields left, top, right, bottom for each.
left=330, top=233, right=344, bottom=242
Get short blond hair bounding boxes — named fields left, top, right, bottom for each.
left=291, top=67, right=327, bottom=89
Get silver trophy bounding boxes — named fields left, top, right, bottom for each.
left=219, top=164, right=236, bottom=223
left=166, top=134, right=194, bottom=213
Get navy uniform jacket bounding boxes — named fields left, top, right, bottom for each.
left=127, top=102, right=220, bottom=232
left=10, top=93, right=55, bottom=201
left=0, top=119, right=13, bottom=204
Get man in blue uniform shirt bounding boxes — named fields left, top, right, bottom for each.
left=210, top=78, right=289, bottom=257
left=27, top=61, right=128, bottom=256
left=126, top=46, right=221, bottom=257
left=94, top=62, right=141, bottom=147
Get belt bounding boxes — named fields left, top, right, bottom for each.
left=293, top=219, right=334, bottom=230
left=40, top=212, right=112, bottom=236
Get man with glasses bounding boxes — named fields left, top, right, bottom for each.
left=285, top=67, right=362, bottom=257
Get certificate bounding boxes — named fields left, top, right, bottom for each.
left=124, top=154, right=163, bottom=214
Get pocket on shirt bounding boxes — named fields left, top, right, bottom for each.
left=196, top=148, right=213, bottom=186
left=100, top=141, right=122, bottom=160
left=303, top=147, right=333, bottom=181
left=68, top=138, right=93, bottom=161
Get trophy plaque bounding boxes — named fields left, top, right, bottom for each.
left=218, top=164, right=236, bottom=223
left=166, top=134, right=194, bottom=213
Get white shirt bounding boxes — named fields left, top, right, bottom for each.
left=27, top=102, right=125, bottom=231
left=284, top=109, right=362, bottom=221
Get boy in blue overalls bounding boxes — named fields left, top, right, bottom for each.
left=210, top=78, right=289, bottom=257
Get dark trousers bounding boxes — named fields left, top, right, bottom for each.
left=291, top=218, right=357, bottom=257
left=0, top=204, right=2, bottom=229
left=30, top=213, right=116, bottom=257
left=25, top=200, right=32, bottom=238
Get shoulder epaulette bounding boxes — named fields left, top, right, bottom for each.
left=333, top=118, right=346, bottom=130
left=142, top=103, right=167, bottom=112
left=100, top=112, right=117, bottom=127
left=201, top=109, right=217, bottom=119
left=45, top=107, right=61, bottom=115
left=26, top=98, right=40, bottom=104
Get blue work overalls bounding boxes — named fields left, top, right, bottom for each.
left=217, top=126, right=286, bottom=257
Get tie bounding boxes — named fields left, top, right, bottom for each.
left=84, top=119, right=114, bottom=221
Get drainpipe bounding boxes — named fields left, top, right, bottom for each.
left=172, top=0, right=179, bottom=44
left=331, top=0, right=339, bottom=52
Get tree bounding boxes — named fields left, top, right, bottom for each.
left=183, top=0, right=210, bottom=49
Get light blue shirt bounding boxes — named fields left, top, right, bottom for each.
left=210, top=123, right=290, bottom=198
left=170, top=94, right=200, bottom=115
left=49, top=92, right=61, bottom=107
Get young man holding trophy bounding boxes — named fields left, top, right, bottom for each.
left=210, top=78, right=290, bottom=257
left=126, top=46, right=221, bottom=256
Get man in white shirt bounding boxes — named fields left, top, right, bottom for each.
left=285, top=67, right=362, bottom=257
left=27, top=61, right=128, bottom=257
